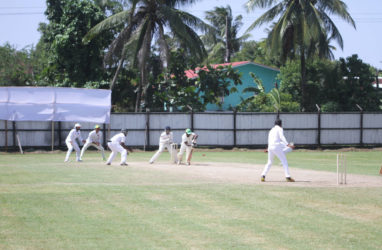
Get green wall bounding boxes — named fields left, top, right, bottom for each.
left=206, top=63, right=280, bottom=111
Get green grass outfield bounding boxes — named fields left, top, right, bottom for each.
left=1, top=150, right=382, bottom=249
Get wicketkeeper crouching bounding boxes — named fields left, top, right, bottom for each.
left=177, top=128, right=198, bottom=166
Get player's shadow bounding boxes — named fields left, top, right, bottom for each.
left=187, top=163, right=211, bottom=167
left=264, top=180, right=311, bottom=183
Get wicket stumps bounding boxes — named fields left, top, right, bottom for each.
left=171, top=143, right=178, bottom=162
left=337, top=153, right=347, bottom=185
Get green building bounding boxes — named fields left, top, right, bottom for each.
left=185, top=61, right=280, bottom=111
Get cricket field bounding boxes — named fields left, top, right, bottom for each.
left=1, top=149, right=382, bottom=249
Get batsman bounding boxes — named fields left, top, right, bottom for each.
left=149, top=126, right=177, bottom=164
left=177, top=128, right=198, bottom=166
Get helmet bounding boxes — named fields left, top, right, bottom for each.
left=94, top=125, right=100, bottom=129
left=74, top=123, right=81, bottom=128
left=165, top=126, right=171, bottom=131
left=186, top=128, right=192, bottom=135
left=121, top=129, right=128, bottom=134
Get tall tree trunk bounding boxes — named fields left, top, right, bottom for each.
left=110, top=55, right=125, bottom=90
left=107, top=3, right=137, bottom=91
left=300, top=46, right=307, bottom=111
left=224, top=15, right=231, bottom=63
left=135, top=26, right=152, bottom=112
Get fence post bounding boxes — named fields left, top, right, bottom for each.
left=356, top=104, right=363, bottom=146
left=102, top=123, right=106, bottom=148
left=316, top=104, right=321, bottom=147
left=58, top=121, right=62, bottom=148
left=146, top=110, right=150, bottom=149
left=190, top=110, right=194, bottom=131
left=51, top=121, right=54, bottom=151
left=12, top=121, right=16, bottom=150
left=233, top=110, right=237, bottom=147
left=4, top=121, right=8, bottom=152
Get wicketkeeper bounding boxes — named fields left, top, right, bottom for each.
left=64, top=123, right=86, bottom=162
left=177, top=128, right=198, bottom=166
left=80, top=125, right=106, bottom=161
left=149, top=126, right=177, bottom=164
left=106, top=129, right=132, bottom=166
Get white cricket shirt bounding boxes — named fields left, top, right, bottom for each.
left=65, top=129, right=83, bottom=143
left=159, top=131, right=173, bottom=144
left=86, top=130, right=102, bottom=143
left=110, top=132, right=126, bottom=144
left=181, top=132, right=197, bottom=145
left=268, top=125, right=288, bottom=147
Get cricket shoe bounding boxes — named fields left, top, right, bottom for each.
left=261, top=176, right=265, bottom=182
left=120, top=163, right=128, bottom=166
left=286, top=177, right=295, bottom=182
left=186, top=162, right=190, bottom=166
left=106, top=163, right=111, bottom=165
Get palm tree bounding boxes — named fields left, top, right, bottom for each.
left=84, top=0, right=208, bottom=112
left=202, top=5, right=249, bottom=63
left=245, top=0, right=355, bottom=110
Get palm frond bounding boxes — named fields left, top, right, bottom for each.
left=317, top=0, right=356, bottom=28
left=245, top=0, right=279, bottom=11
left=245, top=2, right=284, bottom=32
left=83, top=10, right=131, bottom=43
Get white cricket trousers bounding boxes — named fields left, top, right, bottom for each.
left=150, top=143, right=177, bottom=163
left=106, top=142, right=127, bottom=164
left=177, top=144, right=192, bottom=163
left=80, top=142, right=105, bottom=159
left=65, top=141, right=81, bottom=162
left=261, top=145, right=292, bottom=177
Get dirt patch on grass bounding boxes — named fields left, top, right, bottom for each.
left=128, top=161, right=382, bottom=188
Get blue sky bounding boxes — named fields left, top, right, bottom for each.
left=0, top=0, right=381, bottom=69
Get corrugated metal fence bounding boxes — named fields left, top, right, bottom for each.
left=1, top=111, right=382, bottom=150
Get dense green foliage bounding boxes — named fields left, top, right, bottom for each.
left=84, top=0, right=208, bottom=111
left=280, top=55, right=380, bottom=111
left=39, top=0, right=113, bottom=86
left=245, top=0, right=356, bottom=110
left=0, top=44, right=34, bottom=86
left=238, top=72, right=300, bottom=112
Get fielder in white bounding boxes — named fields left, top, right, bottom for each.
left=177, top=128, right=198, bottom=166
left=64, top=123, right=86, bottom=162
left=106, top=129, right=132, bottom=166
left=149, top=126, right=177, bottom=164
left=261, top=118, right=295, bottom=182
left=80, top=125, right=106, bottom=161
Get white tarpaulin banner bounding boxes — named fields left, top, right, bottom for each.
left=0, top=87, right=111, bottom=123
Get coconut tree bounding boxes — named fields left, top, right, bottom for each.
left=202, top=5, right=249, bottom=63
left=245, top=0, right=355, bottom=111
left=84, top=0, right=208, bottom=112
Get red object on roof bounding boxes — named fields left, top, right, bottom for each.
left=185, top=61, right=250, bottom=79
left=185, top=61, right=278, bottom=79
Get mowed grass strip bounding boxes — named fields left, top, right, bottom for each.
left=1, top=151, right=382, bottom=249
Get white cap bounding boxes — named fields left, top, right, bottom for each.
left=74, top=123, right=81, bottom=128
